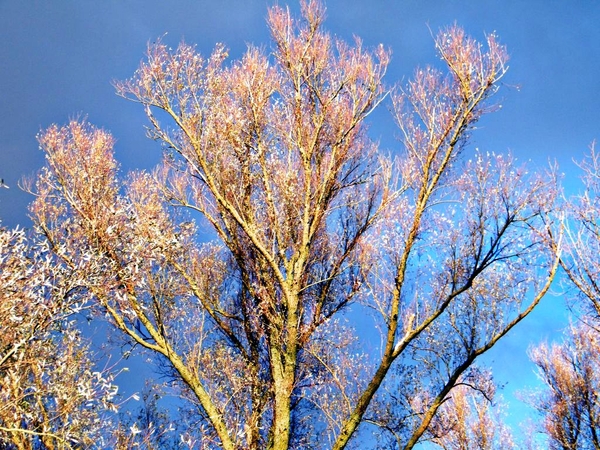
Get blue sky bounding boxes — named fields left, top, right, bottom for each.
left=1, top=0, right=599, bottom=444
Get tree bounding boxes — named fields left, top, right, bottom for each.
left=529, top=322, right=600, bottom=450
left=0, top=226, right=118, bottom=449
left=28, top=1, right=561, bottom=448
left=561, top=144, right=600, bottom=321
left=524, top=146, right=600, bottom=450
left=425, top=371, right=515, bottom=450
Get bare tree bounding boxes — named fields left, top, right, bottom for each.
left=28, top=1, right=561, bottom=448
left=529, top=322, right=600, bottom=450
left=561, top=144, right=600, bottom=322
left=524, top=145, right=600, bottom=450
left=424, top=371, right=515, bottom=450
left=0, top=226, right=118, bottom=449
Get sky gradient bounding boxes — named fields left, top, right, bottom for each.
left=1, top=0, right=599, bottom=444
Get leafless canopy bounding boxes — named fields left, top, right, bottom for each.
left=25, top=1, right=561, bottom=448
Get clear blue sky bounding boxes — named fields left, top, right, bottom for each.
left=1, top=0, right=598, bottom=444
